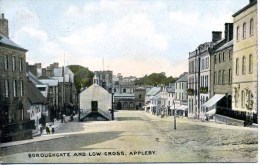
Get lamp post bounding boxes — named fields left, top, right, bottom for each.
left=173, top=100, right=176, bottom=130
left=111, top=88, right=114, bottom=120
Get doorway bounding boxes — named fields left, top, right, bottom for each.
left=91, top=101, right=98, bottom=112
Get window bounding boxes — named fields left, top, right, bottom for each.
left=242, top=56, right=246, bottom=75
left=123, top=88, right=126, bottom=93
left=205, top=75, right=208, bottom=87
left=4, top=54, right=8, bottom=70
left=243, top=23, right=246, bottom=39
left=214, top=54, right=217, bottom=64
left=139, top=103, right=142, bottom=107
left=236, top=58, right=239, bottom=75
left=12, top=56, right=16, bottom=71
left=250, top=19, right=254, bottom=36
left=214, top=72, right=217, bottom=84
left=19, top=58, right=23, bottom=71
left=229, top=50, right=232, bottom=59
left=229, top=69, right=232, bottom=84
left=4, top=79, right=9, bottom=97
left=139, top=94, right=142, bottom=98
left=20, top=80, right=24, bottom=96
left=222, top=70, right=225, bottom=85
left=219, top=53, right=221, bottom=63
left=181, top=93, right=183, bottom=100
left=241, top=90, right=245, bottom=108
left=123, top=102, right=128, bottom=108
left=249, top=54, right=253, bottom=73
left=222, top=52, right=225, bottom=62
left=13, top=80, right=17, bottom=97
left=129, top=102, right=134, bottom=108
left=235, top=89, right=238, bottom=107
left=236, top=26, right=240, bottom=41
left=218, top=70, right=221, bottom=85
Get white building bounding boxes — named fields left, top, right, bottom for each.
left=79, top=75, right=112, bottom=121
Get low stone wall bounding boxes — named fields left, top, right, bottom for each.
left=215, top=114, right=245, bottom=127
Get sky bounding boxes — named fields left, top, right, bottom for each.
left=0, top=0, right=249, bottom=77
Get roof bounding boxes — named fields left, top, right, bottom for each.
left=233, top=0, right=257, bottom=17
left=215, top=40, right=233, bottom=53
left=26, top=80, right=47, bottom=104
left=38, top=75, right=51, bottom=79
left=114, top=93, right=135, bottom=97
left=176, top=73, right=188, bottom=82
left=146, top=87, right=161, bottom=96
left=152, top=94, right=161, bottom=100
left=39, top=79, right=59, bottom=86
left=0, top=33, right=27, bottom=52
left=166, top=87, right=175, bottom=93
left=28, top=71, right=42, bottom=85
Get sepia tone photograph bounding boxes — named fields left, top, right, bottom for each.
left=0, top=0, right=258, bottom=163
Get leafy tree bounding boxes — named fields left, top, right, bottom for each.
left=68, top=65, right=94, bottom=93
left=134, top=72, right=177, bottom=86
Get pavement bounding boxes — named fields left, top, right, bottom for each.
left=0, top=115, right=75, bottom=148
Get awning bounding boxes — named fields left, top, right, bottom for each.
left=170, top=104, right=187, bottom=110
left=201, top=94, right=225, bottom=108
left=176, top=105, right=188, bottom=111
left=147, top=103, right=156, bottom=107
left=206, top=109, right=216, bottom=117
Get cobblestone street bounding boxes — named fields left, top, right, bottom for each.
left=0, top=111, right=258, bottom=163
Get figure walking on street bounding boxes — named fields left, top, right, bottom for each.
left=46, top=124, right=50, bottom=134
left=51, top=125, right=55, bottom=134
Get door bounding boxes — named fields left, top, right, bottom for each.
left=91, top=101, right=98, bottom=112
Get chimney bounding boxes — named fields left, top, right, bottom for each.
left=224, top=23, right=233, bottom=42
left=249, top=0, right=256, bottom=4
left=0, top=13, right=9, bottom=38
left=212, top=31, right=222, bottom=43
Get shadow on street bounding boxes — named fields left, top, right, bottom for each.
left=0, top=131, right=124, bottom=157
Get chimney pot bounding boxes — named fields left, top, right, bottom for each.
left=1, top=13, right=4, bottom=19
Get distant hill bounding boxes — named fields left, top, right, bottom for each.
left=134, top=72, right=177, bottom=86
left=68, top=65, right=94, bottom=93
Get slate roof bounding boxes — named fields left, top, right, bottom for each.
left=215, top=40, right=233, bottom=52
left=114, top=93, right=135, bottom=97
left=39, top=79, right=59, bottom=86
left=28, top=71, right=42, bottom=85
left=166, top=86, right=175, bottom=93
left=26, top=80, right=47, bottom=104
left=0, top=33, right=27, bottom=52
left=146, top=87, right=161, bottom=96
left=176, top=73, right=188, bottom=82
left=233, top=0, right=257, bottom=17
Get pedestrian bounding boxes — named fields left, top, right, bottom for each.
left=63, top=114, right=66, bottom=123
left=51, top=125, right=55, bottom=134
left=46, top=124, right=50, bottom=134
left=39, top=124, right=43, bottom=135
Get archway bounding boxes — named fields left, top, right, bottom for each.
left=117, top=102, right=122, bottom=110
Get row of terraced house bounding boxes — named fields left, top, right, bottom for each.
left=0, top=13, right=78, bottom=143
left=187, top=0, right=258, bottom=126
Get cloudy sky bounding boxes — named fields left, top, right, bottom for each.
left=0, top=0, right=248, bottom=77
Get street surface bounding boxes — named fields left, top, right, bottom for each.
left=0, top=111, right=258, bottom=163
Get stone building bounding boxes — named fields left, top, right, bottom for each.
left=94, top=70, right=113, bottom=93
left=174, top=72, right=188, bottom=116
left=206, top=23, right=234, bottom=119
left=0, top=13, right=34, bottom=142
left=26, top=79, right=48, bottom=135
left=133, top=87, right=146, bottom=110
left=232, top=0, right=257, bottom=121
left=188, top=32, right=225, bottom=119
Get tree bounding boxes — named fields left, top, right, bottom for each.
left=134, top=73, right=177, bottom=86
left=68, top=65, right=94, bottom=93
